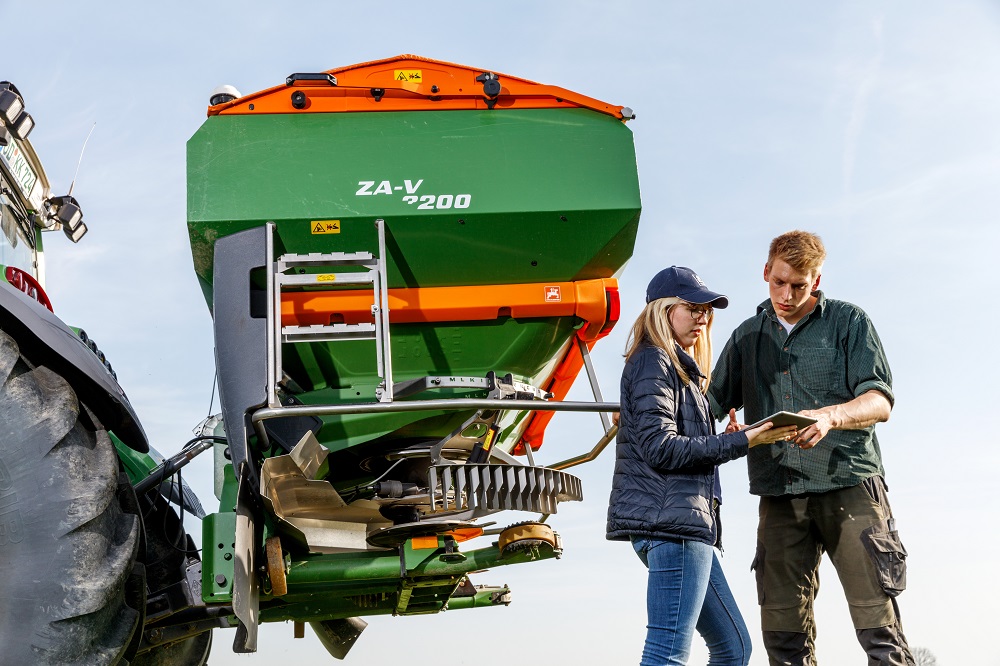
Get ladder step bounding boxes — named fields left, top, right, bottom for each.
left=282, top=323, right=376, bottom=343
left=278, top=251, right=375, bottom=269
left=277, top=272, right=376, bottom=288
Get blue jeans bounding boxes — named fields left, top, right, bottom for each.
left=632, top=537, right=751, bottom=666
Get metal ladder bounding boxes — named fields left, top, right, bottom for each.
left=265, top=219, right=394, bottom=408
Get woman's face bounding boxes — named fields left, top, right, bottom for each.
left=667, top=301, right=713, bottom=349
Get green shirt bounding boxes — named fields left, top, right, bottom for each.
left=708, top=292, right=893, bottom=496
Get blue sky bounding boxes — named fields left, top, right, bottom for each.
left=4, top=1, right=999, bottom=664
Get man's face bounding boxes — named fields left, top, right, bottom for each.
left=764, top=258, right=821, bottom=324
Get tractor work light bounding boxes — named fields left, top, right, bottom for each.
left=11, top=111, right=32, bottom=140
left=46, top=195, right=87, bottom=242
left=55, top=199, right=83, bottom=230
left=64, top=220, right=87, bottom=243
left=0, top=86, right=24, bottom=126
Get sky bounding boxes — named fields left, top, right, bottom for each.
left=4, top=1, right=999, bottom=664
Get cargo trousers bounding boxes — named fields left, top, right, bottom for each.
left=751, top=476, right=914, bottom=665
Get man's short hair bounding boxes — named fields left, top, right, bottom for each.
left=768, top=230, right=826, bottom=275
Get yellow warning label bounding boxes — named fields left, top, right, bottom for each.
left=311, top=220, right=340, bottom=234
left=482, top=427, right=496, bottom=452
left=317, top=274, right=336, bottom=282
left=394, top=69, right=423, bottom=83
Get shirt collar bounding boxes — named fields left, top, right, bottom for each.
left=757, top=290, right=827, bottom=322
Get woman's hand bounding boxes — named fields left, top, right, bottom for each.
left=744, top=421, right=800, bottom=448
left=725, top=408, right=741, bottom=434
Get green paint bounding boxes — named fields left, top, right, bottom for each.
left=201, top=512, right=237, bottom=603
left=187, top=108, right=639, bottom=294
left=112, top=432, right=159, bottom=485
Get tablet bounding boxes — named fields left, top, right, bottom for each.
left=747, top=411, right=818, bottom=430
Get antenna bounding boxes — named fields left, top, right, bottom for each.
left=67, top=122, right=96, bottom=197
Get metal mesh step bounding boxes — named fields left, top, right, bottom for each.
left=427, top=464, right=583, bottom=515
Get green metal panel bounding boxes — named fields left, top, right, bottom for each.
left=202, top=511, right=236, bottom=603
left=111, top=432, right=158, bottom=485
left=188, top=107, right=638, bottom=454
left=256, top=538, right=556, bottom=623
left=187, top=108, right=640, bottom=296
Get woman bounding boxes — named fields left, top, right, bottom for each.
left=607, top=266, right=796, bottom=666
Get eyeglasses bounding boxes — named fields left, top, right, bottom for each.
left=683, top=305, right=713, bottom=321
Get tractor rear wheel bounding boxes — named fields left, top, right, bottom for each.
left=132, top=631, right=212, bottom=666
left=0, top=330, right=142, bottom=664
left=132, top=490, right=212, bottom=666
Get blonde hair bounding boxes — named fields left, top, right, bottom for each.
left=624, top=297, right=714, bottom=392
left=768, top=230, right=826, bottom=275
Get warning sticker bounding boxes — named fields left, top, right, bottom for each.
left=311, top=220, right=340, bottom=234
left=394, top=69, right=423, bottom=83
left=317, top=274, right=336, bottom=283
left=544, top=286, right=562, bottom=303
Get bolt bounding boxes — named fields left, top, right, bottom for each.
left=148, top=628, right=163, bottom=644
left=224, top=553, right=232, bottom=561
left=215, top=574, right=227, bottom=587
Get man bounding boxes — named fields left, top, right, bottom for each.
left=708, top=231, right=913, bottom=665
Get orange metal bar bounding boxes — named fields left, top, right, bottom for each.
left=281, top=279, right=617, bottom=332
left=210, top=54, right=627, bottom=121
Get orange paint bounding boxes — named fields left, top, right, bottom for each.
left=410, top=535, right=440, bottom=550
left=209, top=54, right=628, bottom=121
left=280, top=278, right=618, bottom=335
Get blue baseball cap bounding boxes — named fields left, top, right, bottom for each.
left=646, top=266, right=729, bottom=308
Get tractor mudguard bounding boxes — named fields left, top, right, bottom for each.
left=0, top=279, right=148, bottom=452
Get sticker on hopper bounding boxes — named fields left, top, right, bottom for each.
left=312, top=220, right=341, bottom=234
left=394, top=70, right=422, bottom=82
left=545, top=286, right=562, bottom=303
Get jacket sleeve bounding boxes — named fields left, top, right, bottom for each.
left=707, top=329, right=743, bottom=421
left=631, top=349, right=749, bottom=471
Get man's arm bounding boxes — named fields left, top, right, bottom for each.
left=707, top=331, right=742, bottom=421
left=794, top=389, right=891, bottom=449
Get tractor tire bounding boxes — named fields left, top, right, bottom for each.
left=0, top=330, right=142, bottom=665
left=131, top=631, right=212, bottom=666
left=133, top=492, right=212, bottom=666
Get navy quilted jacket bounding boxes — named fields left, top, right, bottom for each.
left=607, top=344, right=750, bottom=546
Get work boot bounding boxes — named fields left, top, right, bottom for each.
left=762, top=631, right=815, bottom=666
left=856, top=623, right=915, bottom=665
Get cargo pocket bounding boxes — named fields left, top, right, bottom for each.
left=749, top=541, right=766, bottom=605
left=862, top=526, right=907, bottom=597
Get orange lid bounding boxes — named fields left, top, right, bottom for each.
left=209, top=54, right=630, bottom=121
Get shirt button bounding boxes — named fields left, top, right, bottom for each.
left=784, top=394, right=790, bottom=399
left=783, top=371, right=788, bottom=375
left=783, top=347, right=789, bottom=351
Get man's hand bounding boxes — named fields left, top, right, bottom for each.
left=793, top=411, right=833, bottom=449
left=794, top=390, right=891, bottom=449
